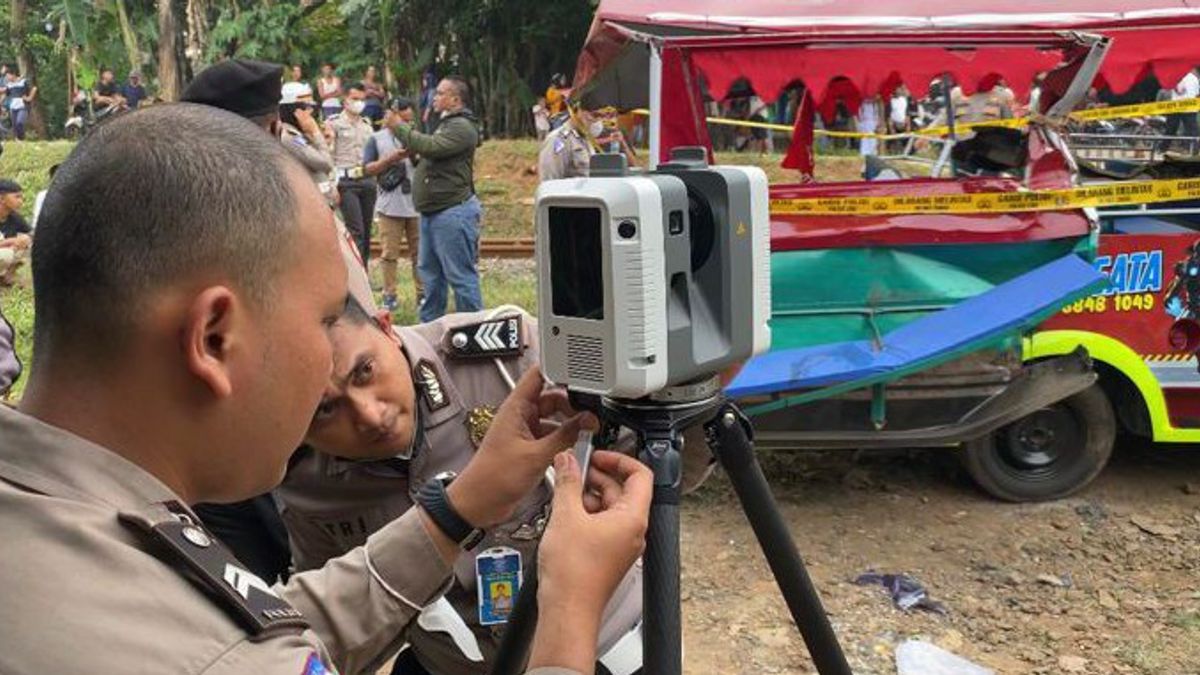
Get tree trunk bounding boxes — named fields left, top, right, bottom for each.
left=115, top=0, right=142, bottom=73
left=156, top=0, right=181, bottom=101
left=10, top=0, right=47, bottom=138
left=185, top=0, right=209, bottom=75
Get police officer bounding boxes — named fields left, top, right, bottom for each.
left=326, top=82, right=378, bottom=264
left=0, top=103, right=649, bottom=675
left=180, top=59, right=378, bottom=583
left=538, top=102, right=601, bottom=181
left=278, top=299, right=647, bottom=675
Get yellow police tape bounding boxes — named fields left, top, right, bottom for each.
left=633, top=98, right=1200, bottom=140
left=771, top=177, right=1200, bottom=216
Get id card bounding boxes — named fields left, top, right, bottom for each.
left=476, top=546, right=521, bottom=626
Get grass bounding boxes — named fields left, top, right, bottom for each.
left=0, top=141, right=75, bottom=220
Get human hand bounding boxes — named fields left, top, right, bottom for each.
left=528, top=450, right=652, bottom=671
left=447, top=367, right=597, bottom=528
left=295, top=107, right=320, bottom=136
left=387, top=149, right=408, bottom=164
left=12, top=234, right=31, bottom=250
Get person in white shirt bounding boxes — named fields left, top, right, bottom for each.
left=1162, top=68, right=1200, bottom=153
left=888, top=85, right=910, bottom=154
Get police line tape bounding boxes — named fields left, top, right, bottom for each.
left=633, top=98, right=1200, bottom=140
left=770, top=177, right=1200, bottom=216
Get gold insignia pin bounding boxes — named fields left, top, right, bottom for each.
left=467, top=406, right=497, bottom=447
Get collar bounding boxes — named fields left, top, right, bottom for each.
left=0, top=405, right=183, bottom=512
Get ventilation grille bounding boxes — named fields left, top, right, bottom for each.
left=566, top=334, right=605, bottom=383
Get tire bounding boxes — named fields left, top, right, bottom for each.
left=961, top=383, right=1115, bottom=502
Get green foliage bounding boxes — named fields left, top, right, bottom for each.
left=208, top=3, right=301, bottom=62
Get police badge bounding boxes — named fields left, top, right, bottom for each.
left=466, top=406, right=496, bottom=447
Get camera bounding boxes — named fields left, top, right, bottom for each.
left=535, top=147, right=771, bottom=399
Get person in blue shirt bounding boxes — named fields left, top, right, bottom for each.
left=120, top=71, right=147, bottom=110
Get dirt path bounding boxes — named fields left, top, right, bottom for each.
left=681, top=441, right=1200, bottom=674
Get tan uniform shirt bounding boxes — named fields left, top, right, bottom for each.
left=326, top=113, right=375, bottom=170
left=538, top=123, right=592, bottom=181
left=0, top=404, right=459, bottom=675
left=282, top=121, right=337, bottom=202
left=278, top=309, right=643, bottom=675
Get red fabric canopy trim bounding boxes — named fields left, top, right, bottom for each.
left=683, top=43, right=1064, bottom=106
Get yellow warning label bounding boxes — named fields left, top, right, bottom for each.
left=771, top=177, right=1200, bottom=216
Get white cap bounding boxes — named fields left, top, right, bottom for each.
left=280, top=81, right=313, bottom=105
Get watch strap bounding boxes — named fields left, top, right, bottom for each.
left=416, top=477, right=485, bottom=550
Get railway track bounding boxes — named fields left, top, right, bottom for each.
left=369, top=236, right=535, bottom=258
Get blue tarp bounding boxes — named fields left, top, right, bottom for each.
left=727, top=254, right=1107, bottom=398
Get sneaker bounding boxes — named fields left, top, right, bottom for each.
left=383, top=294, right=399, bottom=312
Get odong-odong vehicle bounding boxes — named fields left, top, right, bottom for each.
left=572, top=1, right=1200, bottom=501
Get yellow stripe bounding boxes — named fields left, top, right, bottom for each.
left=1026, top=331, right=1200, bottom=443
left=632, top=98, right=1200, bottom=140
left=771, top=177, right=1200, bottom=216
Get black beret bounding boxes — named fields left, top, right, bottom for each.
left=181, top=59, right=284, bottom=119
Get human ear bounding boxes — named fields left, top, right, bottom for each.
left=181, top=286, right=240, bottom=399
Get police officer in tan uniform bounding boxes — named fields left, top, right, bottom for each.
left=326, top=82, right=378, bottom=263
left=180, top=59, right=380, bottom=582
left=538, top=103, right=599, bottom=181
left=0, top=102, right=650, bottom=675
left=279, top=301, right=647, bottom=675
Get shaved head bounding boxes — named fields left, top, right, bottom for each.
left=32, top=103, right=304, bottom=363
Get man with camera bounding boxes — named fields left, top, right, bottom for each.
left=0, top=102, right=649, bottom=675
left=364, top=97, right=422, bottom=312
left=390, top=76, right=483, bottom=323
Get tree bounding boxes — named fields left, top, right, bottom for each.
left=156, top=0, right=180, bottom=101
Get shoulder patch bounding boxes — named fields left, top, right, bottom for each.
left=445, top=315, right=524, bottom=360
left=416, top=359, right=449, bottom=411
left=119, top=503, right=308, bottom=637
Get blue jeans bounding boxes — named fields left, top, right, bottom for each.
left=418, top=196, right=482, bottom=322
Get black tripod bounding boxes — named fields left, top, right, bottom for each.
left=491, top=384, right=851, bottom=675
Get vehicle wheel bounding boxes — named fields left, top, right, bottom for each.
left=961, top=383, right=1115, bottom=502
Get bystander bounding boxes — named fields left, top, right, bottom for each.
left=365, top=97, right=422, bottom=312
left=0, top=180, right=30, bottom=285
left=362, top=65, right=387, bottom=127
left=1162, top=67, right=1200, bottom=153
left=0, top=301, right=18, bottom=398
left=4, top=68, right=36, bottom=140
left=93, top=68, right=123, bottom=115
left=120, top=71, right=147, bottom=110
left=317, top=62, right=343, bottom=119
left=392, top=75, right=483, bottom=322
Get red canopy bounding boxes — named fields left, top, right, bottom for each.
left=576, top=1, right=1200, bottom=109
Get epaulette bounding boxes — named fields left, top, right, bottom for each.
left=444, top=315, right=525, bottom=360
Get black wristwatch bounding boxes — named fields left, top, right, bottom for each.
left=416, top=472, right=486, bottom=550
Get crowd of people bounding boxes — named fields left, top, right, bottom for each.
left=0, top=58, right=682, bottom=675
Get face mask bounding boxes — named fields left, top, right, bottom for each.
left=347, top=100, right=366, bottom=115
left=588, top=120, right=605, bottom=137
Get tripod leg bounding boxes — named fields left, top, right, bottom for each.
left=641, top=434, right=683, bottom=675
left=704, top=404, right=852, bottom=675
left=488, top=558, right=539, bottom=675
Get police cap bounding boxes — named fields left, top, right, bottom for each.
left=181, top=59, right=284, bottom=119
